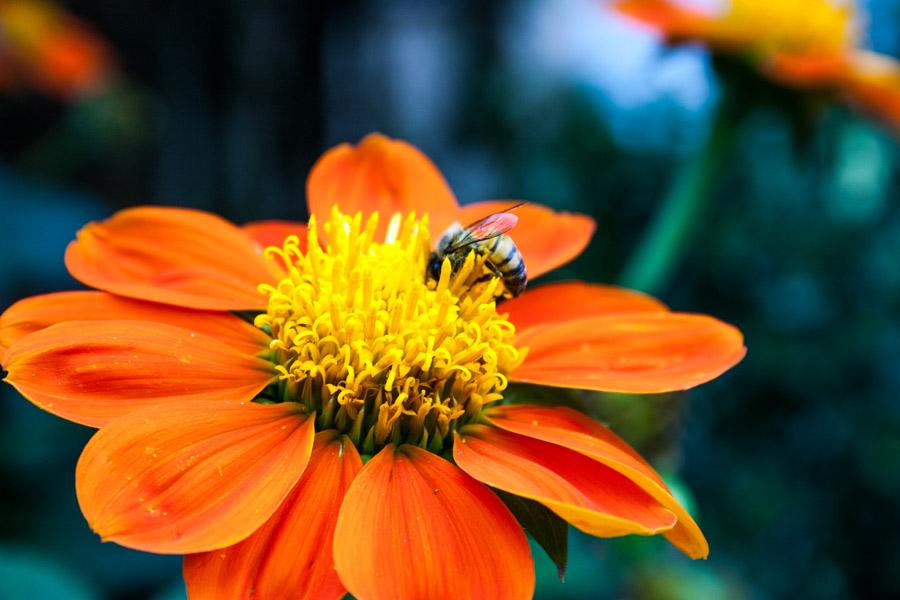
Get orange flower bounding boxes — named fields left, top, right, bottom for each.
left=0, top=0, right=114, bottom=99
left=1, top=133, right=746, bottom=598
left=613, top=0, right=900, bottom=131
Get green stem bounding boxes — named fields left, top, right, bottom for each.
left=618, top=84, right=746, bottom=294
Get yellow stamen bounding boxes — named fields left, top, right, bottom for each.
left=255, top=207, right=524, bottom=453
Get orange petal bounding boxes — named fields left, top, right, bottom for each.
left=455, top=425, right=676, bottom=537
left=333, top=444, right=534, bottom=600
left=840, top=51, right=900, bottom=132
left=76, top=400, right=315, bottom=554
left=242, top=220, right=309, bottom=252
left=65, top=206, right=282, bottom=310
left=307, top=133, right=459, bottom=239
left=764, top=52, right=849, bottom=89
left=613, top=0, right=714, bottom=42
left=0, top=291, right=269, bottom=357
left=456, top=201, right=595, bottom=279
left=4, top=320, right=274, bottom=428
left=502, top=281, right=667, bottom=334
left=0, top=0, right=113, bottom=99
left=511, top=313, right=746, bottom=393
left=183, top=430, right=361, bottom=599
left=485, top=404, right=707, bottom=558
left=34, top=22, right=113, bottom=99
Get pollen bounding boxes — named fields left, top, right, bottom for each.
left=721, top=0, right=855, bottom=57
left=254, top=207, right=526, bottom=455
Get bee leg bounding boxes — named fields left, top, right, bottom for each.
left=483, top=261, right=506, bottom=281
left=473, top=261, right=511, bottom=295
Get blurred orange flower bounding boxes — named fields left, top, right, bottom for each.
left=0, top=0, right=114, bottom=99
left=1, top=134, right=746, bottom=598
left=614, top=0, right=900, bottom=131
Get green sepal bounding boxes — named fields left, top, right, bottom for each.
left=494, top=489, right=568, bottom=581
left=418, top=428, right=430, bottom=449
left=427, top=429, right=446, bottom=454
left=360, top=427, right=376, bottom=455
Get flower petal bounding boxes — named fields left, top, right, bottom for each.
left=242, top=220, right=309, bottom=252
left=511, top=313, right=746, bottom=393
left=183, top=430, right=361, bottom=600
left=333, top=444, right=534, bottom=600
left=502, top=281, right=668, bottom=334
left=485, top=404, right=707, bottom=558
left=0, top=0, right=114, bottom=99
left=456, top=201, right=595, bottom=279
left=65, top=206, right=282, bottom=310
left=76, top=400, right=315, bottom=554
left=613, top=0, right=715, bottom=43
left=841, top=51, right=900, bottom=132
left=34, top=19, right=114, bottom=99
left=4, top=320, right=274, bottom=428
left=454, top=425, right=677, bottom=537
left=764, top=52, right=849, bottom=89
left=307, top=133, right=459, bottom=239
left=0, top=291, right=269, bottom=357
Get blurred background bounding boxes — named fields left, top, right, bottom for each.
left=2, top=0, right=900, bottom=598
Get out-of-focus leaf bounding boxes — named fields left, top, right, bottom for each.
left=503, top=382, right=588, bottom=413
left=629, top=563, right=750, bottom=600
left=495, top=489, right=568, bottom=581
left=0, top=547, right=99, bottom=600
left=827, top=122, right=892, bottom=224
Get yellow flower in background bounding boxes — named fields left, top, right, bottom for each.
left=686, top=0, right=853, bottom=58
left=614, top=0, right=900, bottom=131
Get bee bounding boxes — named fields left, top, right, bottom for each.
left=426, top=202, right=527, bottom=298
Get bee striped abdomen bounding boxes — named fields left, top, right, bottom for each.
left=486, top=236, right=527, bottom=297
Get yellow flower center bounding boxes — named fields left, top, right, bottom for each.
left=254, top=208, right=525, bottom=455
left=719, top=0, right=855, bottom=57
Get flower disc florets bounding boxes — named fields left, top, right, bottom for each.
left=254, top=207, right=525, bottom=455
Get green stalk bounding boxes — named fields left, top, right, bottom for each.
left=619, top=83, right=746, bottom=294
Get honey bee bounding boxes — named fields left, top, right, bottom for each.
left=426, top=202, right=527, bottom=298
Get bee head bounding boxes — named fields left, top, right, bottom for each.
left=426, top=251, right=444, bottom=284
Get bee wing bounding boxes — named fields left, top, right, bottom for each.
left=445, top=202, right=526, bottom=252
left=447, top=213, right=520, bottom=252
